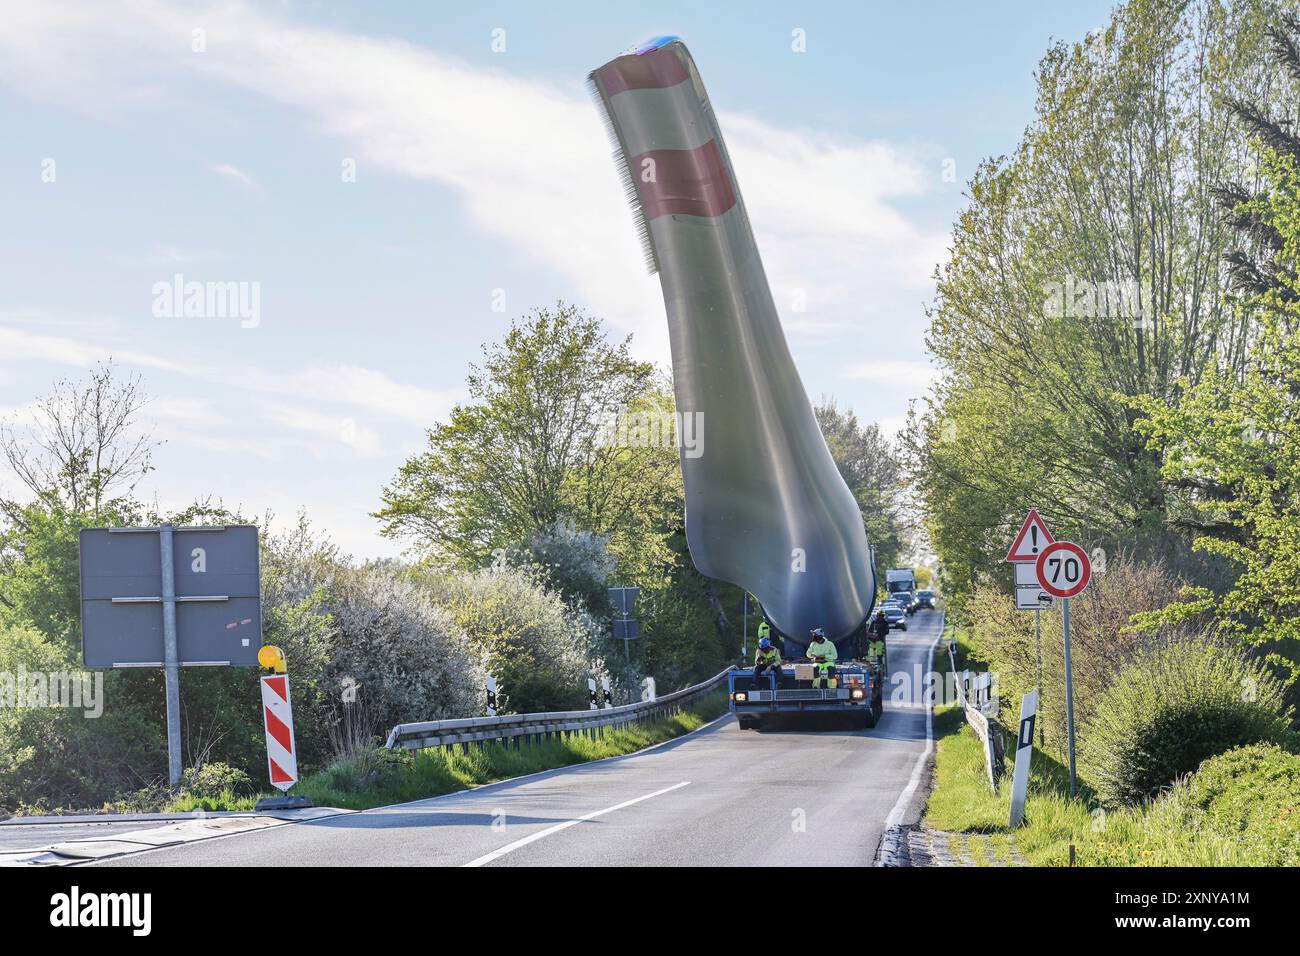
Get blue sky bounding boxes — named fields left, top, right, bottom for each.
left=0, top=1, right=1115, bottom=558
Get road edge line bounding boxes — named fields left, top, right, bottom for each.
left=877, top=610, right=944, bottom=866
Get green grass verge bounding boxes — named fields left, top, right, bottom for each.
left=167, top=691, right=729, bottom=814
left=924, top=702, right=1300, bottom=866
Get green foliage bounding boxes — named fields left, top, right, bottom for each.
left=374, top=303, right=678, bottom=575
left=506, top=517, right=617, bottom=617
left=421, top=564, right=602, bottom=714
left=814, top=398, right=908, bottom=571
left=1081, top=640, right=1292, bottom=806
left=909, top=0, right=1278, bottom=617
left=927, top=706, right=1299, bottom=866
left=1138, top=144, right=1300, bottom=682
left=209, top=693, right=727, bottom=813
left=1172, top=743, right=1300, bottom=865
left=966, top=555, right=1197, bottom=758
left=0, top=622, right=166, bottom=812
left=180, top=761, right=253, bottom=799
left=0, top=496, right=142, bottom=649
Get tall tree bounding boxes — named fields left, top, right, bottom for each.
left=0, top=362, right=157, bottom=627
left=909, top=0, right=1280, bottom=616
left=374, top=303, right=680, bottom=574
left=1139, top=12, right=1300, bottom=681
left=0, top=360, right=157, bottom=522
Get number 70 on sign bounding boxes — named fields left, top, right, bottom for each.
left=1035, top=541, right=1091, bottom=599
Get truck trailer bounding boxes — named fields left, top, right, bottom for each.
left=728, top=631, right=885, bottom=730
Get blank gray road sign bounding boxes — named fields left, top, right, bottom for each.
left=80, top=525, right=263, bottom=667
left=609, top=586, right=640, bottom=618
left=613, top=618, right=640, bottom=641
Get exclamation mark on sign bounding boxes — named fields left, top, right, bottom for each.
left=1031, top=526, right=1039, bottom=554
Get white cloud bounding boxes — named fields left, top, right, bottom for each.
left=0, top=321, right=193, bottom=374
left=0, top=317, right=447, bottom=429
left=0, top=1, right=946, bottom=364
left=115, top=245, right=227, bottom=268
left=168, top=431, right=278, bottom=460
left=263, top=403, right=384, bottom=458
left=209, top=162, right=254, bottom=187
left=842, top=358, right=939, bottom=390
left=235, top=365, right=457, bottom=425
left=149, top=395, right=227, bottom=429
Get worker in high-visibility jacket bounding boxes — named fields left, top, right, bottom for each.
left=806, top=628, right=838, bottom=688
left=866, top=610, right=889, bottom=664
left=752, top=637, right=781, bottom=683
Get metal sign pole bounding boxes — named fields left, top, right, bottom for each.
left=158, top=523, right=182, bottom=788
left=1034, top=608, right=1044, bottom=747
left=1062, top=596, right=1077, bottom=799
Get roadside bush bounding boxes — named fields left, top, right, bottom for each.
left=0, top=623, right=167, bottom=812
left=0, top=624, right=78, bottom=812
left=421, top=564, right=605, bottom=714
left=508, top=518, right=617, bottom=617
left=181, top=761, right=253, bottom=799
left=1080, top=639, right=1293, bottom=806
left=1169, top=743, right=1300, bottom=866
left=965, top=555, right=1200, bottom=759
left=322, top=563, right=485, bottom=736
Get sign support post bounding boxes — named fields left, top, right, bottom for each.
left=1035, top=539, right=1090, bottom=799
left=1034, top=608, right=1044, bottom=746
left=1062, top=596, right=1077, bottom=798
left=159, top=523, right=182, bottom=788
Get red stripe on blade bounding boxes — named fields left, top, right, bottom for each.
left=269, top=758, right=294, bottom=784
left=265, top=706, right=293, bottom=753
left=635, top=140, right=737, bottom=220
left=595, top=44, right=690, bottom=96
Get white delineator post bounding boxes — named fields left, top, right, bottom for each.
left=261, top=673, right=298, bottom=791
left=486, top=676, right=498, bottom=717
left=1008, top=690, right=1038, bottom=827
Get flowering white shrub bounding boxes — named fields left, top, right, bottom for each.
left=421, top=564, right=609, bottom=713
left=323, top=563, right=485, bottom=730
left=511, top=518, right=617, bottom=614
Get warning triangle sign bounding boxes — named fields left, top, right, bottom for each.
left=1006, top=509, right=1054, bottom=562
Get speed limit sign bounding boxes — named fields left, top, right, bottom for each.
left=1035, top=541, right=1091, bottom=599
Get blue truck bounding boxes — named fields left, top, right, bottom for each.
left=728, top=631, right=885, bottom=730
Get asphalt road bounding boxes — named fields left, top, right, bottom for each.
left=0, top=818, right=192, bottom=855
left=102, top=610, right=943, bottom=867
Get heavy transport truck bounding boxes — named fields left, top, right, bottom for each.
left=727, top=628, right=885, bottom=730
left=886, top=568, right=918, bottom=612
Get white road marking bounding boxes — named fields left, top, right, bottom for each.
left=461, top=781, right=692, bottom=867
left=884, top=611, right=944, bottom=829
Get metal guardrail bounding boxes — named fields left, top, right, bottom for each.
left=385, top=668, right=730, bottom=751
left=947, top=636, right=1005, bottom=787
